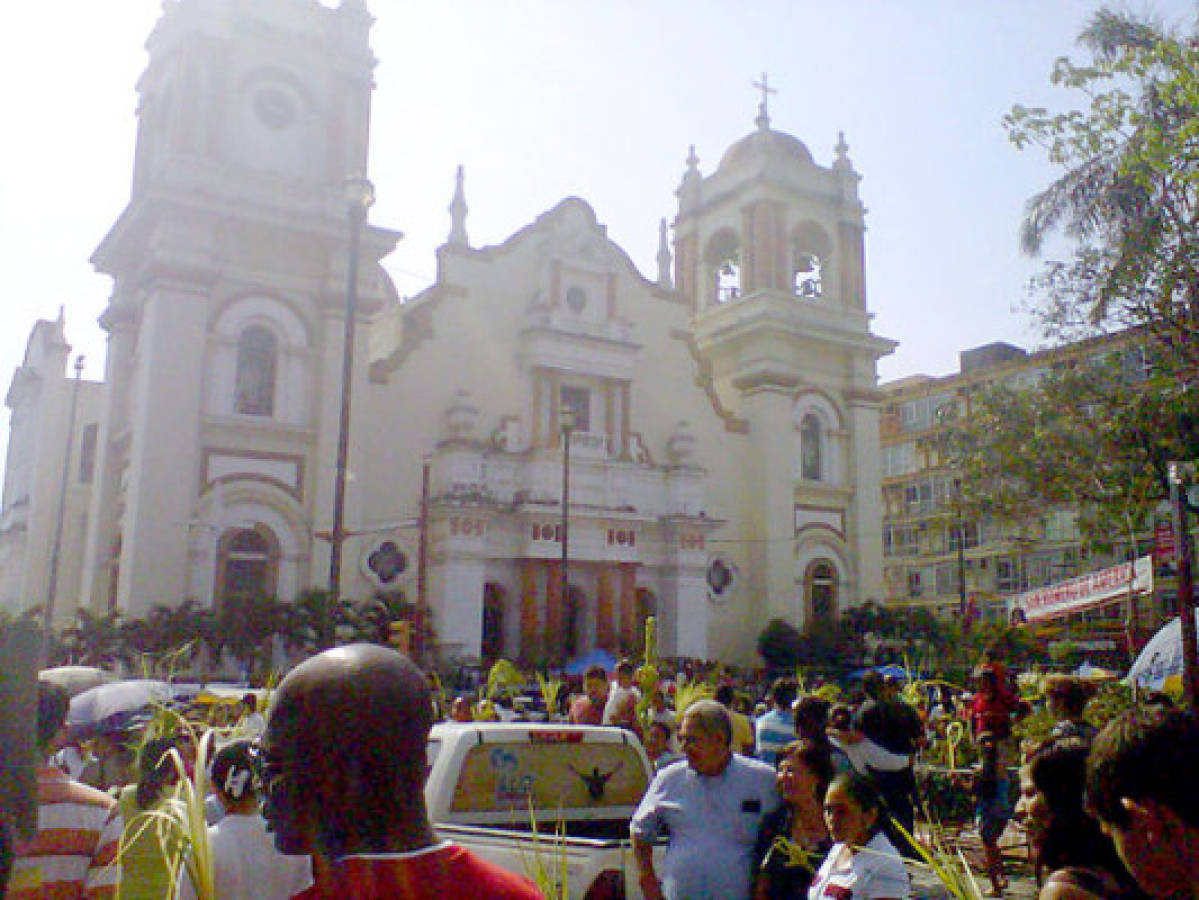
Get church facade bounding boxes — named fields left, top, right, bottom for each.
left=1, top=0, right=893, bottom=665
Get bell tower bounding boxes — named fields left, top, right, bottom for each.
left=81, top=0, right=399, bottom=615
left=674, top=85, right=894, bottom=628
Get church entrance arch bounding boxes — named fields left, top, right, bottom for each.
left=482, top=583, right=506, bottom=663
left=215, top=525, right=279, bottom=615
left=563, top=585, right=585, bottom=662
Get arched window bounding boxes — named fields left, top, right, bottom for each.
left=705, top=229, right=742, bottom=304
left=791, top=221, right=832, bottom=300
left=800, top=414, right=823, bottom=481
left=235, top=325, right=277, bottom=416
left=216, top=526, right=278, bottom=612
left=805, top=560, right=838, bottom=621
left=793, top=253, right=823, bottom=297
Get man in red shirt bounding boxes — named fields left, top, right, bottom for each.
left=261, top=644, right=542, bottom=900
left=968, top=664, right=1024, bottom=741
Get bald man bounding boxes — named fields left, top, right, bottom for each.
left=261, top=644, right=541, bottom=899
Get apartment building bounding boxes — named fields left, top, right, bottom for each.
left=878, top=333, right=1170, bottom=660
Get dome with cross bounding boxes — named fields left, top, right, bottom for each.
left=717, top=73, right=814, bottom=171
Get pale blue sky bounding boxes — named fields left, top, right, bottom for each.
left=0, top=0, right=1192, bottom=404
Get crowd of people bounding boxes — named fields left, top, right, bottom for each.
left=4, top=647, right=1197, bottom=900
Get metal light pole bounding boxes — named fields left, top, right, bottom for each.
left=559, top=406, right=576, bottom=665
left=1167, top=462, right=1197, bottom=709
left=328, top=175, right=375, bottom=600
left=41, top=355, right=85, bottom=667
left=954, top=478, right=968, bottom=619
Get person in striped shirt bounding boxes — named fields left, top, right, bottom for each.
left=755, top=678, right=798, bottom=767
left=7, top=682, right=122, bottom=899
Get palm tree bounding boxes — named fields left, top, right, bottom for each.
left=59, top=608, right=126, bottom=667
left=213, top=594, right=289, bottom=678
left=1014, top=10, right=1197, bottom=361
left=285, top=588, right=355, bottom=654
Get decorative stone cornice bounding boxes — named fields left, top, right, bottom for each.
left=669, top=328, right=748, bottom=434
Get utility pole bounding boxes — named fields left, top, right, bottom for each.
left=954, top=478, right=968, bottom=619
left=559, top=407, right=576, bottom=666
left=328, top=175, right=374, bottom=601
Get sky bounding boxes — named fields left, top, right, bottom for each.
left=0, top=0, right=1192, bottom=411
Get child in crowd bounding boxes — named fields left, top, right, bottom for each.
left=972, top=731, right=1012, bottom=896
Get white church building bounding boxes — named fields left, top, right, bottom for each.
left=0, top=0, right=894, bottom=666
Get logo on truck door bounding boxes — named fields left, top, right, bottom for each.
left=489, top=748, right=535, bottom=802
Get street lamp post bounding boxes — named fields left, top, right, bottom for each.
left=328, top=175, right=375, bottom=601
left=40, top=355, right=85, bottom=666
left=1167, top=462, right=1197, bottom=708
left=559, top=406, right=576, bottom=665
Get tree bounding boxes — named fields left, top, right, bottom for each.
left=756, top=618, right=802, bottom=673
left=1004, top=9, right=1197, bottom=378
left=284, top=588, right=354, bottom=654
left=213, top=594, right=289, bottom=677
left=938, top=348, right=1194, bottom=554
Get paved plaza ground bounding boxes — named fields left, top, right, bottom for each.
left=911, top=822, right=1038, bottom=900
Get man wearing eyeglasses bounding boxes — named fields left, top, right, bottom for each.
left=631, top=700, right=779, bottom=900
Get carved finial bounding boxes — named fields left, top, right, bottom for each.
left=656, top=218, right=673, bottom=289
left=447, top=164, right=469, bottom=247
left=833, top=131, right=854, bottom=172
left=677, top=145, right=703, bottom=213
left=752, top=72, right=776, bottom=131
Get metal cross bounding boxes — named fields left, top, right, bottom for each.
left=753, top=72, right=777, bottom=114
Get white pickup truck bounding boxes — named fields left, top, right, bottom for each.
left=425, top=722, right=662, bottom=900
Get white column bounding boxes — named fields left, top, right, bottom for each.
left=117, top=287, right=207, bottom=615
left=741, top=384, right=799, bottom=622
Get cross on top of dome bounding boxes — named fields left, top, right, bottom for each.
left=752, top=72, right=777, bottom=130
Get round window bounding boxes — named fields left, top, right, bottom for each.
left=253, top=88, right=298, bottom=130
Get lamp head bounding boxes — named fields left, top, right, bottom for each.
left=343, top=174, right=375, bottom=217
left=559, top=406, right=577, bottom=433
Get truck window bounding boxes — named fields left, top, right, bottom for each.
left=449, top=741, right=648, bottom=814
left=426, top=738, right=441, bottom=781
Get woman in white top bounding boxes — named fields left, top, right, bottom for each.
left=809, top=772, right=910, bottom=900
left=180, top=740, right=312, bottom=900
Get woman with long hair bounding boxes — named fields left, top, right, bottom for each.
left=808, top=772, right=910, bottom=900
left=754, top=739, right=834, bottom=900
left=1014, top=738, right=1143, bottom=900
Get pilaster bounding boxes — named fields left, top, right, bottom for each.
left=117, top=286, right=208, bottom=615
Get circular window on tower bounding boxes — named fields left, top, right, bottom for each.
left=253, top=87, right=298, bottom=131
left=565, top=286, right=588, bottom=314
